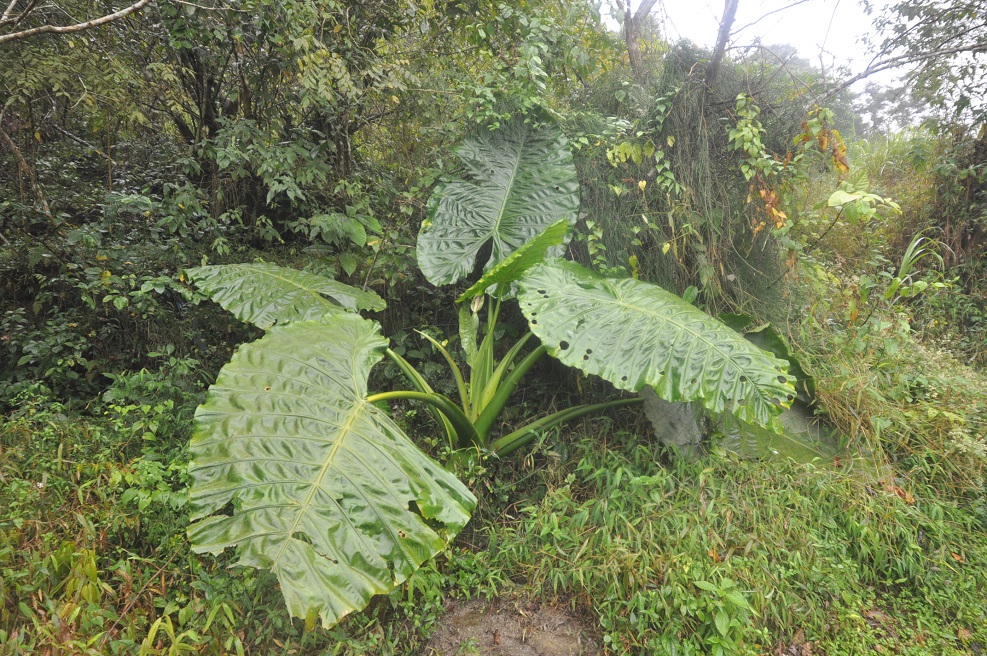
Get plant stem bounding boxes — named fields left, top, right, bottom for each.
left=473, top=343, right=547, bottom=440
left=366, top=390, right=482, bottom=449
left=384, top=349, right=458, bottom=448
left=491, top=397, right=643, bottom=456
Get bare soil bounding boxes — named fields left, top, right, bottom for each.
left=425, top=598, right=599, bottom=656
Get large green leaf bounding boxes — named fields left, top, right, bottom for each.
left=716, top=403, right=841, bottom=463
left=456, top=219, right=570, bottom=302
left=417, top=119, right=579, bottom=287
left=517, top=260, right=796, bottom=431
left=719, top=313, right=816, bottom=404
left=188, top=263, right=385, bottom=329
left=188, top=314, right=475, bottom=628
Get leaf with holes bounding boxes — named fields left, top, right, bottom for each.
left=188, top=313, right=475, bottom=628
left=517, top=260, right=795, bottom=431
left=188, top=263, right=384, bottom=329
left=417, top=119, right=579, bottom=287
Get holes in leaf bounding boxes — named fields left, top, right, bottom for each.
left=291, top=532, right=313, bottom=546
left=559, top=341, right=570, bottom=351
left=787, top=394, right=795, bottom=402
left=777, top=375, right=788, bottom=384
left=582, top=348, right=593, bottom=361
left=621, top=375, right=628, bottom=382
left=531, top=320, right=538, bottom=325
left=398, top=530, right=407, bottom=539
left=264, top=386, right=272, bottom=391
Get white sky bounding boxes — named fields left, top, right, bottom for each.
left=617, top=0, right=899, bottom=91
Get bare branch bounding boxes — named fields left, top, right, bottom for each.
left=1, top=0, right=20, bottom=23
left=3, top=0, right=40, bottom=31
left=704, top=0, right=740, bottom=88
left=730, top=0, right=812, bottom=36
left=0, top=0, right=152, bottom=44
left=633, top=0, right=658, bottom=24
left=814, top=41, right=987, bottom=105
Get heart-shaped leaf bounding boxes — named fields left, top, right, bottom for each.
left=188, top=263, right=384, bottom=329
left=417, top=119, right=579, bottom=287
left=517, top=260, right=795, bottom=431
left=188, top=314, right=475, bottom=628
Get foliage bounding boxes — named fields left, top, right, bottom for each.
left=869, top=0, right=987, bottom=121
left=417, top=117, right=580, bottom=286
left=484, top=428, right=987, bottom=655
left=185, top=118, right=795, bottom=628
left=188, top=313, right=476, bottom=630
left=4, top=0, right=987, bottom=651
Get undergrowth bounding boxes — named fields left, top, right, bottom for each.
left=480, top=427, right=987, bottom=655
left=5, top=388, right=985, bottom=655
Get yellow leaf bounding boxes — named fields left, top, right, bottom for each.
left=638, top=180, right=647, bottom=192
left=333, top=23, right=342, bottom=33
left=34, top=131, right=41, bottom=142
left=661, top=242, right=671, bottom=255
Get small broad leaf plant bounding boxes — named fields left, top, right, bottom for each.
left=186, top=119, right=796, bottom=629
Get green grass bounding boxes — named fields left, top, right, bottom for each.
left=2, top=382, right=986, bottom=654
left=478, top=428, right=987, bottom=654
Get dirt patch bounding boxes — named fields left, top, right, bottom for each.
left=426, top=598, right=599, bottom=656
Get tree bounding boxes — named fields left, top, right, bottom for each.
left=0, top=0, right=153, bottom=44
left=819, top=1, right=987, bottom=120
left=615, top=0, right=658, bottom=80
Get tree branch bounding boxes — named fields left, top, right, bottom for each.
left=633, top=0, right=658, bottom=24
left=815, top=41, right=987, bottom=106
left=730, top=0, right=811, bottom=36
left=1, top=0, right=20, bottom=24
left=0, top=0, right=152, bottom=44
left=704, top=0, right=740, bottom=89
left=0, top=122, right=52, bottom=219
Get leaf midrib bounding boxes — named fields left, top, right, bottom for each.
left=486, top=128, right=528, bottom=257
left=530, top=274, right=789, bottom=409
left=272, top=401, right=362, bottom=567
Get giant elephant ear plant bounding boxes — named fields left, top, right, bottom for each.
left=186, top=119, right=796, bottom=629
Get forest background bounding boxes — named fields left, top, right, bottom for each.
left=2, top=0, right=987, bottom=654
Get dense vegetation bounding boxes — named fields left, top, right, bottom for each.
left=2, top=1, right=986, bottom=654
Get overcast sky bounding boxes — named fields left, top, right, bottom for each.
left=613, top=0, right=898, bottom=90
